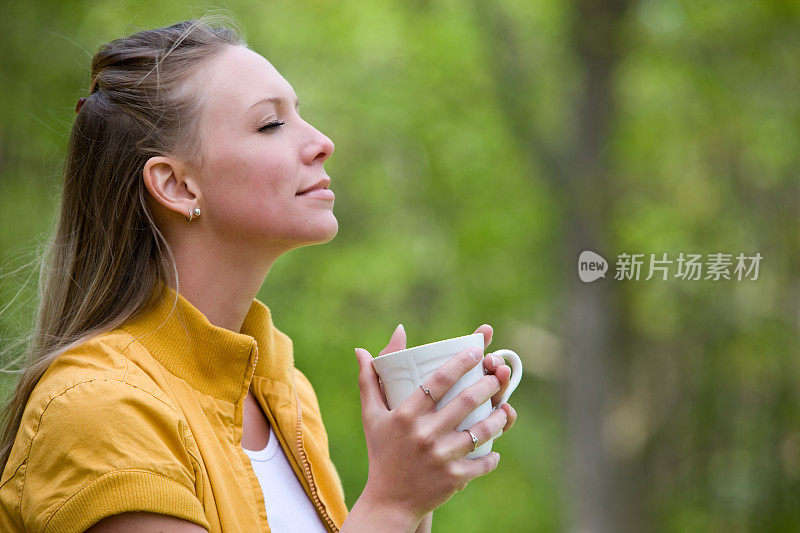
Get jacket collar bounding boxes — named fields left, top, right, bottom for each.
left=120, top=280, right=295, bottom=404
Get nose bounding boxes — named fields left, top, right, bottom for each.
left=303, top=122, right=335, bottom=165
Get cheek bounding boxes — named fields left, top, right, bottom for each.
left=201, top=144, right=298, bottom=232
left=211, top=144, right=291, bottom=193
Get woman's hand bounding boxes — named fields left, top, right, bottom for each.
left=352, top=324, right=517, bottom=524
left=474, top=324, right=518, bottom=433
left=377, top=324, right=518, bottom=432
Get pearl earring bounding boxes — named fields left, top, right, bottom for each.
left=185, top=207, right=201, bottom=221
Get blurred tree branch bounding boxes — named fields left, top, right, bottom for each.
left=470, top=1, right=567, bottom=188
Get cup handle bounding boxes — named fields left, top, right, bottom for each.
left=490, top=349, right=522, bottom=408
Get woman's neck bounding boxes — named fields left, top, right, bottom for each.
left=167, top=237, right=280, bottom=333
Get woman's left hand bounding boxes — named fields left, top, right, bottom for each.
left=473, top=324, right=518, bottom=434
left=376, top=323, right=517, bottom=533
left=377, top=323, right=518, bottom=434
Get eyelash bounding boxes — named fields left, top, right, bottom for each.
left=258, top=121, right=285, bottom=133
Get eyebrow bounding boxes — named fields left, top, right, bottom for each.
left=248, top=96, right=300, bottom=112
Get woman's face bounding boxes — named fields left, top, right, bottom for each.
left=191, top=45, right=337, bottom=251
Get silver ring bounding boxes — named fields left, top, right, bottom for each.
left=463, top=429, right=478, bottom=452
left=419, top=384, right=438, bottom=404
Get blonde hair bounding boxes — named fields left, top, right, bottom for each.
left=0, top=18, right=246, bottom=472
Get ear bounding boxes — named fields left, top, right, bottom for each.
left=142, top=156, right=201, bottom=220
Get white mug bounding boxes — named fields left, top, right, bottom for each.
left=371, top=333, right=522, bottom=459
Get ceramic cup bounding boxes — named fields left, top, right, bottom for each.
left=371, top=333, right=522, bottom=459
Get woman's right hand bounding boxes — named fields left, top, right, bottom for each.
left=353, top=325, right=507, bottom=523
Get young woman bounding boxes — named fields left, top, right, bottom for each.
left=0, top=19, right=517, bottom=532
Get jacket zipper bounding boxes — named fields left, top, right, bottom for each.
left=294, top=388, right=339, bottom=532
left=253, top=341, right=338, bottom=532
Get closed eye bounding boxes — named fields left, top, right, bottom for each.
left=259, top=121, right=285, bottom=133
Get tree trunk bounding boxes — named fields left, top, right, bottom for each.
left=473, top=0, right=634, bottom=531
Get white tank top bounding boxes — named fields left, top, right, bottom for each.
left=242, top=424, right=329, bottom=532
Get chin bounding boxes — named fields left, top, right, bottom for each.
left=315, top=222, right=339, bottom=244
left=295, top=217, right=339, bottom=247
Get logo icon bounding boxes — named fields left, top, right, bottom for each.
left=578, top=250, right=608, bottom=283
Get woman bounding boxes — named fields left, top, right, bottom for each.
left=0, top=19, right=517, bottom=532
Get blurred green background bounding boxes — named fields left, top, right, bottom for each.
left=1, top=1, right=799, bottom=532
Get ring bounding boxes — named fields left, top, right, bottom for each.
left=419, top=384, right=438, bottom=404
left=463, top=429, right=478, bottom=452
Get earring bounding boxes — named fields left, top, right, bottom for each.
left=185, top=207, right=201, bottom=221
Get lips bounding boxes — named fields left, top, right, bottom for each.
left=296, top=177, right=331, bottom=195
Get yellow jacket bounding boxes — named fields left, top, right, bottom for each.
left=0, top=281, right=349, bottom=532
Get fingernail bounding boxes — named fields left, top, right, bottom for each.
left=469, top=347, right=482, bottom=361
left=492, top=354, right=502, bottom=366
